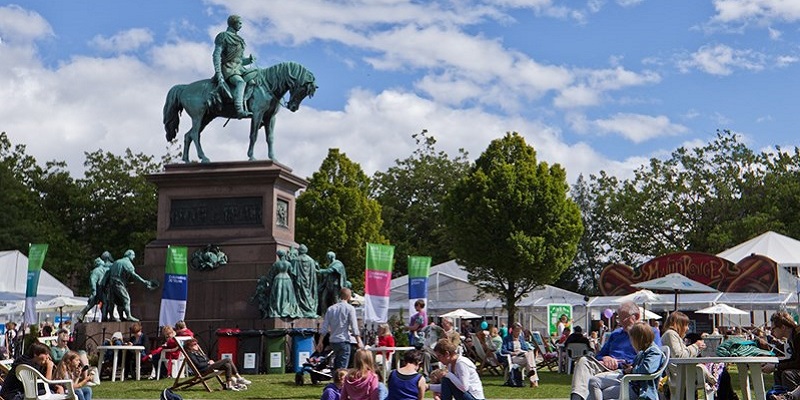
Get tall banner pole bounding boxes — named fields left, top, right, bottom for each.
left=364, top=243, right=394, bottom=323
left=24, top=244, right=48, bottom=325
left=407, top=256, right=432, bottom=316
left=159, top=246, right=188, bottom=328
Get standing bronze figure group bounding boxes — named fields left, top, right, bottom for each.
left=77, top=250, right=159, bottom=322
left=252, top=245, right=352, bottom=319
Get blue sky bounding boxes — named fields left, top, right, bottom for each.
left=1, top=0, right=799, bottom=182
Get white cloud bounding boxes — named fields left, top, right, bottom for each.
left=0, top=5, right=53, bottom=43
left=776, top=55, right=799, bottom=67
left=569, top=113, right=688, bottom=143
left=554, top=67, right=660, bottom=108
left=711, top=0, right=800, bottom=24
left=677, top=44, right=766, bottom=75
left=150, top=41, right=213, bottom=75
left=90, top=28, right=154, bottom=53
left=616, top=0, right=644, bottom=7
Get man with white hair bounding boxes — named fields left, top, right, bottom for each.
left=570, top=301, right=662, bottom=400
left=440, top=316, right=462, bottom=347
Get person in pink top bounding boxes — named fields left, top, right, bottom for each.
left=342, top=349, right=380, bottom=400
left=174, top=320, right=194, bottom=337
left=407, top=300, right=427, bottom=346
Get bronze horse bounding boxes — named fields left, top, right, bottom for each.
left=163, top=61, right=316, bottom=162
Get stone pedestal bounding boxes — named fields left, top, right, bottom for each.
left=262, top=317, right=320, bottom=330
left=129, top=161, right=307, bottom=336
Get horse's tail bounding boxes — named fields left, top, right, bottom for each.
left=163, top=85, right=185, bottom=142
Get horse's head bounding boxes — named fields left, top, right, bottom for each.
left=287, top=72, right=317, bottom=112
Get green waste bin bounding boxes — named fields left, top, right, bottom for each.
left=238, top=330, right=264, bottom=374
left=264, top=329, right=288, bottom=374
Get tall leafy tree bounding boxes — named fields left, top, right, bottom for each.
left=371, top=130, right=469, bottom=276
left=555, top=173, right=619, bottom=295
left=296, top=148, right=385, bottom=291
left=78, top=149, right=160, bottom=266
left=597, top=131, right=766, bottom=263
left=443, top=132, right=583, bottom=325
left=0, top=132, right=46, bottom=251
left=32, top=161, right=92, bottom=286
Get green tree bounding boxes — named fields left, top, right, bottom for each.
left=555, top=173, right=619, bottom=295
left=296, top=148, right=385, bottom=291
left=0, top=132, right=46, bottom=251
left=77, top=149, right=160, bottom=267
left=0, top=133, right=81, bottom=283
left=443, top=132, right=583, bottom=325
left=371, top=130, right=469, bottom=276
left=32, top=161, right=92, bottom=285
left=597, top=131, right=767, bottom=263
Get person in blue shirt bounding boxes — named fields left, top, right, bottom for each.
left=569, top=301, right=662, bottom=400
left=587, top=321, right=665, bottom=400
left=321, top=369, right=348, bottom=400
left=499, top=322, right=539, bottom=387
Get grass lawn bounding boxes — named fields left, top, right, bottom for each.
left=93, top=370, right=572, bottom=399
left=92, top=367, right=756, bottom=399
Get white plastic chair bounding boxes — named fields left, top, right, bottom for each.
left=377, top=351, right=395, bottom=381
left=156, top=336, right=193, bottom=380
left=15, top=363, right=77, bottom=400
left=608, top=345, right=670, bottom=400
left=564, top=342, right=592, bottom=374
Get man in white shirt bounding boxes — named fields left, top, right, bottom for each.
left=317, top=288, right=363, bottom=369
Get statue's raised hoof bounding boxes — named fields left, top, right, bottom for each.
left=127, top=316, right=140, bottom=322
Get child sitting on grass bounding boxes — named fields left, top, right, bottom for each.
left=321, top=369, right=348, bottom=400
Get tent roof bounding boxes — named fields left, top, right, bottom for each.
left=389, top=259, right=586, bottom=311
left=587, top=292, right=721, bottom=311
left=0, top=250, right=75, bottom=301
left=391, top=259, right=468, bottom=290
left=717, top=231, right=800, bottom=266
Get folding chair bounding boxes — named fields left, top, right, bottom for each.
left=468, top=333, right=500, bottom=375
left=530, top=331, right=558, bottom=371
left=171, top=341, right=225, bottom=392
left=0, top=358, right=13, bottom=385
left=15, top=363, right=77, bottom=400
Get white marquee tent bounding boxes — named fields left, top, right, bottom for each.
left=0, top=250, right=76, bottom=301
left=717, top=231, right=800, bottom=294
left=388, top=259, right=589, bottom=331
left=717, top=231, right=800, bottom=267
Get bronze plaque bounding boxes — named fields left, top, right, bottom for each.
left=170, top=197, right=263, bottom=229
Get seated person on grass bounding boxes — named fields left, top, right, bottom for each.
left=184, top=338, right=251, bottom=391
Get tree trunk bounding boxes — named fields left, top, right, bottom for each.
left=506, top=292, right=517, bottom=327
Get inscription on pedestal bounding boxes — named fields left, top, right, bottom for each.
left=170, top=196, right=264, bottom=229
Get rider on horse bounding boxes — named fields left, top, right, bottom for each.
left=213, top=15, right=257, bottom=118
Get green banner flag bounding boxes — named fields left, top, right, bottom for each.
left=26, top=244, right=48, bottom=297
left=25, top=243, right=48, bottom=324
left=165, top=246, right=189, bottom=275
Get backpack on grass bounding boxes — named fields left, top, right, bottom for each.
left=504, top=364, right=524, bottom=387
left=161, top=388, right=183, bottom=400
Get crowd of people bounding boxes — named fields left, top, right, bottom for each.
left=5, top=299, right=800, bottom=400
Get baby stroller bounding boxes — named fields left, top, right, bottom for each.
left=295, top=348, right=335, bottom=385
